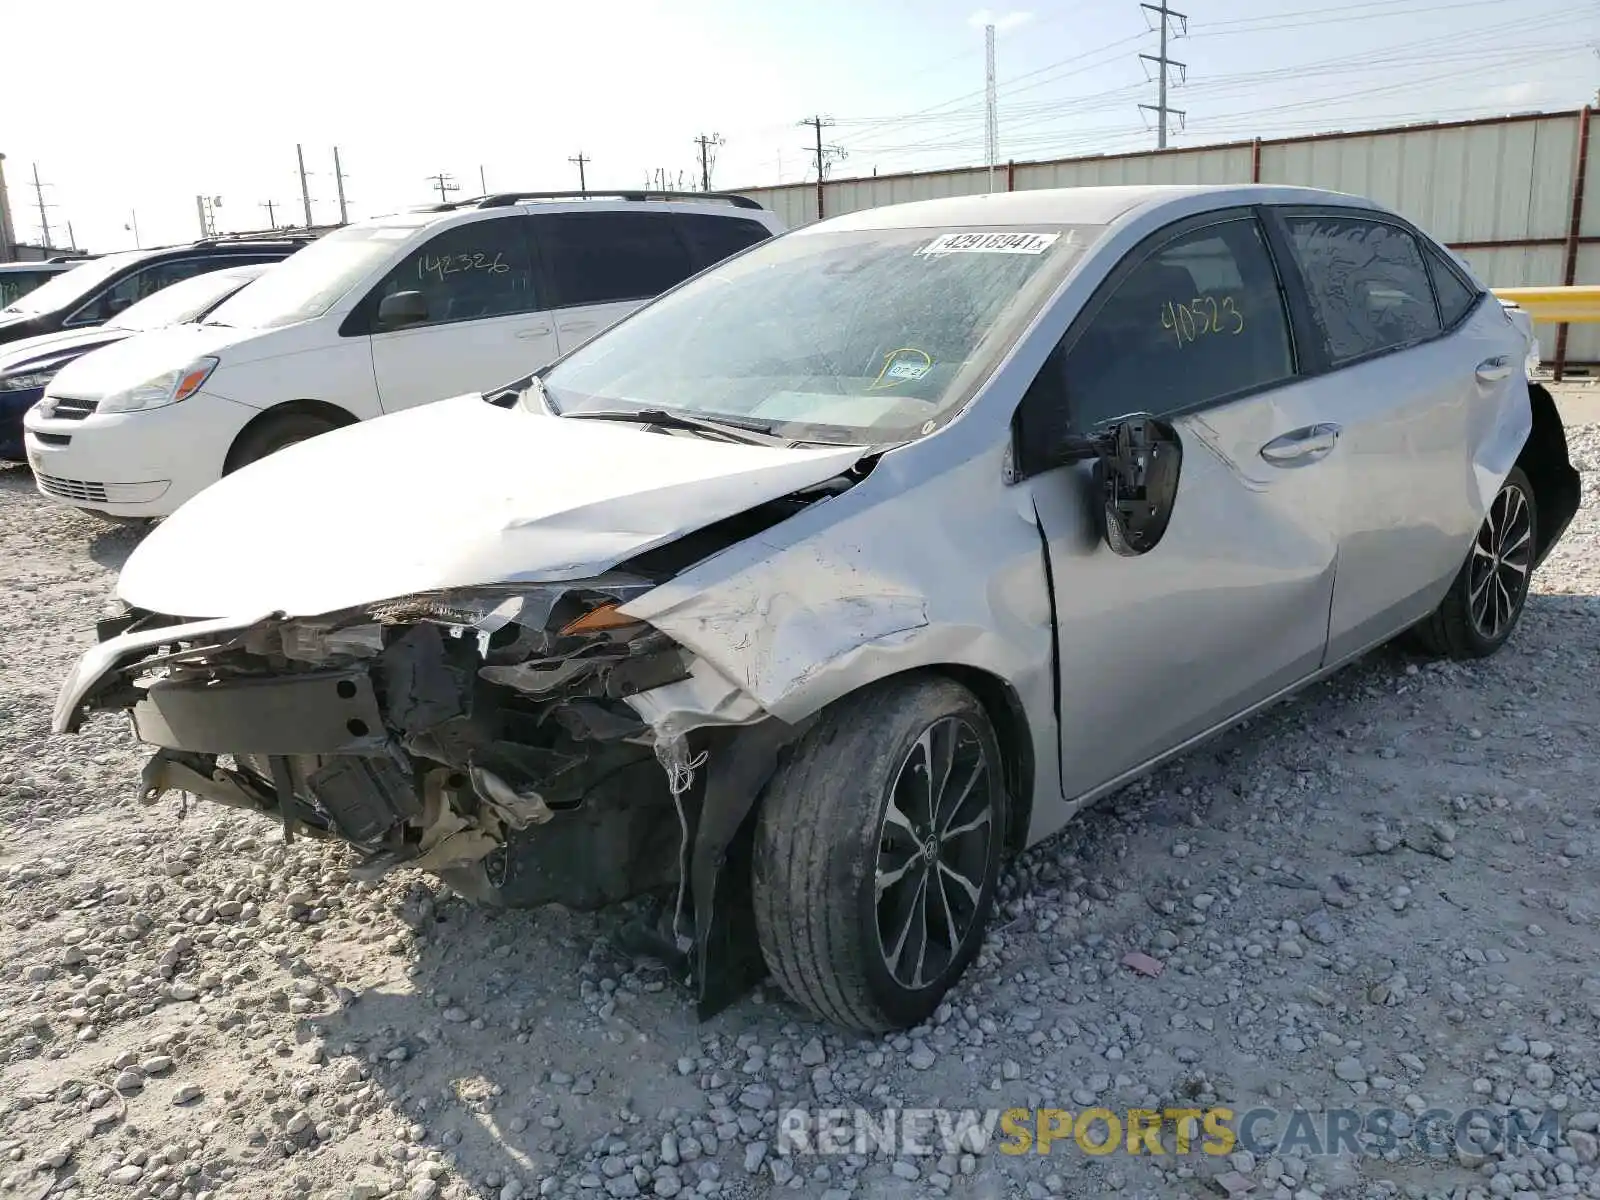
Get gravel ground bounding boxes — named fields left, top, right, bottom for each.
left=1, top=405, right=1597, bottom=1200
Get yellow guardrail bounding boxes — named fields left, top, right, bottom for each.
left=1493, top=286, right=1600, bottom=323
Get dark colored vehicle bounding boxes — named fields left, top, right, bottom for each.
left=0, top=263, right=274, bottom=460
left=0, top=260, right=93, bottom=308
left=0, top=236, right=315, bottom=348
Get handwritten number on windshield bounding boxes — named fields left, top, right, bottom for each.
left=418, top=251, right=510, bottom=283
left=1160, top=296, right=1244, bottom=347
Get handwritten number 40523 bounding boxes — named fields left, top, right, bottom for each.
left=1160, top=296, right=1244, bottom=347
left=418, top=251, right=509, bottom=282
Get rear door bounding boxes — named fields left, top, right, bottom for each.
left=363, top=214, right=556, bottom=411
left=531, top=210, right=700, bottom=353
left=1021, top=210, right=1340, bottom=797
left=1270, top=208, right=1525, bottom=662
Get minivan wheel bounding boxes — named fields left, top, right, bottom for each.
left=1412, top=466, right=1538, bottom=660
left=226, top=412, right=342, bottom=474
left=752, top=676, right=1006, bottom=1032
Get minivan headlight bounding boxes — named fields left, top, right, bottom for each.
left=99, top=357, right=219, bottom=415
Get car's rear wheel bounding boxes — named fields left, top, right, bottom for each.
left=226, top=411, right=343, bottom=474
left=751, top=676, right=1006, bottom=1032
left=1412, top=466, right=1538, bottom=659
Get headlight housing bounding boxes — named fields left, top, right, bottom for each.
left=98, top=357, right=219, bottom=415
left=0, top=370, right=56, bottom=393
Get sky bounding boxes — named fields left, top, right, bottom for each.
left=3, top=0, right=1596, bottom=253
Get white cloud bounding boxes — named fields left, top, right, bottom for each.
left=968, top=8, right=1035, bottom=33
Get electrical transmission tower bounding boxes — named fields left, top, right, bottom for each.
left=425, top=172, right=460, bottom=203
left=1139, top=2, right=1187, bottom=149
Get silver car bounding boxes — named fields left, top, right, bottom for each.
left=53, top=185, right=1580, bottom=1032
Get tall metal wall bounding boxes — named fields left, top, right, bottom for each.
left=737, top=109, right=1599, bottom=371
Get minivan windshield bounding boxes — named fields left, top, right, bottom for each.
left=535, top=224, right=1101, bottom=444
left=203, top=220, right=433, bottom=330
left=112, top=265, right=267, bottom=332
left=1, top=253, right=141, bottom=315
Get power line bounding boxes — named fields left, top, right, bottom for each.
left=1139, top=2, right=1188, bottom=148
left=569, top=152, right=590, bottom=195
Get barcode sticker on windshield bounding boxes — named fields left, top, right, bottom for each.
left=918, top=231, right=1060, bottom=256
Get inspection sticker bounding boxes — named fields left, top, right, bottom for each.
left=918, top=231, right=1060, bottom=256
left=885, top=359, right=931, bottom=381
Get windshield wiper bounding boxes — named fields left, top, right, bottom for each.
left=563, top=407, right=789, bottom=446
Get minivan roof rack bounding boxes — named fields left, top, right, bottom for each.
left=422, top=189, right=765, bottom=213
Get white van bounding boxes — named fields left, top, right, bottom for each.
left=24, top=192, right=783, bottom=518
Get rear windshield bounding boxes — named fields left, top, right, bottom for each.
left=538, top=224, right=1101, bottom=445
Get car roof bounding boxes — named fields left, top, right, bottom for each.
left=362, top=191, right=779, bottom=231
left=804, top=184, right=1378, bottom=233
left=0, top=262, right=78, bottom=273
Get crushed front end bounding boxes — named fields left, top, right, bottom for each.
left=55, top=579, right=791, bottom=1009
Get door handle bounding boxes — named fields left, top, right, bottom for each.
left=561, top=320, right=598, bottom=333
left=514, top=326, right=552, bottom=340
left=1475, top=355, right=1513, bottom=383
left=1260, top=423, right=1341, bottom=467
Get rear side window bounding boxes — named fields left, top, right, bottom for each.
left=1425, top=244, right=1481, bottom=329
left=536, top=211, right=694, bottom=308
left=365, top=216, right=538, bottom=329
left=675, top=214, right=773, bottom=271
left=1063, top=217, right=1295, bottom=428
left=1284, top=215, right=1442, bottom=365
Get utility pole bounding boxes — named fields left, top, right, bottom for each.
left=693, top=133, right=724, bottom=191
left=569, top=152, right=590, bottom=195
left=984, top=23, right=999, bottom=192
left=425, top=172, right=460, bottom=203
left=332, top=146, right=349, bottom=225
left=259, top=200, right=277, bottom=229
left=799, top=116, right=846, bottom=222
left=296, top=143, right=315, bottom=226
left=479, top=165, right=488, bottom=194
left=66, top=221, right=76, bottom=250
left=1139, top=2, right=1187, bottom=149
left=29, top=163, right=53, bottom=249
left=126, top=209, right=141, bottom=248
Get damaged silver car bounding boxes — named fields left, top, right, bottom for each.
left=54, top=185, right=1580, bottom=1032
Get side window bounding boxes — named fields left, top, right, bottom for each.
left=536, top=211, right=694, bottom=308
left=1061, top=218, right=1295, bottom=430
left=1424, top=243, right=1481, bottom=329
left=368, top=217, right=537, bottom=329
left=71, top=262, right=192, bottom=323
left=1284, top=215, right=1442, bottom=365
left=674, top=214, right=773, bottom=272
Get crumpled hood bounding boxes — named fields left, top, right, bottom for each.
left=0, top=326, right=129, bottom=374
left=118, top=394, right=866, bottom=618
left=43, top=323, right=251, bottom=398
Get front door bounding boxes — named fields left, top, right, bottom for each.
left=1024, top=213, right=1339, bottom=798
left=367, top=214, right=558, bottom=412
left=1274, top=211, right=1530, bottom=662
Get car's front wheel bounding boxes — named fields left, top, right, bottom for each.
left=752, top=676, right=1007, bottom=1032
left=1413, top=466, right=1538, bottom=659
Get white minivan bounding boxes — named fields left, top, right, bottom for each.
left=24, top=192, right=783, bottom=518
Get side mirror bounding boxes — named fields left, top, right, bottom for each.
left=377, top=290, right=429, bottom=329
left=1051, top=416, right=1182, bottom=557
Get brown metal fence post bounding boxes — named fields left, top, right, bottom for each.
left=1554, top=105, right=1592, bottom=382
left=1007, top=160, right=1016, bottom=191
left=1252, top=138, right=1263, bottom=183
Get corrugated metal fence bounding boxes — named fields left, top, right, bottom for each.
left=735, top=109, right=1599, bottom=374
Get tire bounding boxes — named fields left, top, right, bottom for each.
left=226, top=411, right=343, bottom=474
left=752, top=676, right=1008, bottom=1032
left=1411, top=466, right=1538, bottom=659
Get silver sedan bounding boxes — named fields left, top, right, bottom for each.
left=53, top=184, right=1580, bottom=1032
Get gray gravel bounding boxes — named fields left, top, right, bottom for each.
left=1, top=406, right=1597, bottom=1200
